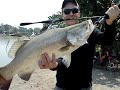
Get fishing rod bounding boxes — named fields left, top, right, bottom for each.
left=20, top=3, right=120, bottom=26
left=20, top=16, right=102, bottom=26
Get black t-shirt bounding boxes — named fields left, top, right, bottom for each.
left=51, top=22, right=116, bottom=90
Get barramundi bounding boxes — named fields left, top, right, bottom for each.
left=0, top=19, right=95, bottom=83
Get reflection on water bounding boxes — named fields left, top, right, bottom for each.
left=0, top=36, right=22, bottom=67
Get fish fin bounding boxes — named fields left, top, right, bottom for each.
left=18, top=66, right=35, bottom=81
left=62, top=54, right=71, bottom=68
left=59, top=41, right=74, bottom=52
left=59, top=44, right=71, bottom=52
left=67, top=29, right=77, bottom=46
left=18, top=72, right=33, bottom=81
left=8, top=40, right=29, bottom=58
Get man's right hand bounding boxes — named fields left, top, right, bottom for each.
left=38, top=52, right=58, bottom=69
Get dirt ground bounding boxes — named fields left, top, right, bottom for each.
left=9, top=66, right=120, bottom=90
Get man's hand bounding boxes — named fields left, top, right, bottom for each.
left=38, top=52, right=58, bottom=69
left=105, top=5, right=120, bottom=25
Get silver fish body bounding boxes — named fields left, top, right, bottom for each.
left=0, top=19, right=95, bottom=81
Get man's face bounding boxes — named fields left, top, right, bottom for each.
left=62, top=2, right=80, bottom=26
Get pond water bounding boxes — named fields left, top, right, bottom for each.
left=0, top=36, right=24, bottom=67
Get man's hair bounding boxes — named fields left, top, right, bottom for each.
left=61, top=0, right=79, bottom=9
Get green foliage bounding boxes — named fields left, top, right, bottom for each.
left=76, top=0, right=120, bottom=16
left=0, top=24, right=41, bottom=37
left=34, top=27, right=41, bottom=35
left=48, top=11, right=66, bottom=28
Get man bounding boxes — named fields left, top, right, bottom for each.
left=39, top=0, right=120, bottom=90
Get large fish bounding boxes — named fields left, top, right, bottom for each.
left=0, top=19, right=95, bottom=82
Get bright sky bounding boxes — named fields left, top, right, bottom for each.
left=0, top=0, right=63, bottom=28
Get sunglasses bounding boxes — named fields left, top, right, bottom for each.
left=63, top=8, right=79, bottom=15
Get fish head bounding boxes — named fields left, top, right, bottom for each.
left=67, top=19, right=95, bottom=46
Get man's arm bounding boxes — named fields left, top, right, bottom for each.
left=89, top=5, right=120, bottom=45
left=102, top=5, right=120, bottom=45
left=91, top=22, right=117, bottom=45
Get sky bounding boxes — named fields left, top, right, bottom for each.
left=0, top=0, right=63, bottom=28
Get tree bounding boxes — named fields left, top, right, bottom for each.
left=76, top=0, right=120, bottom=16
left=48, top=11, right=66, bottom=28
left=34, top=27, right=41, bottom=35
left=18, top=26, right=28, bottom=36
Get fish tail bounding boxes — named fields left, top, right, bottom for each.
left=0, top=69, right=12, bottom=90
left=0, top=72, right=6, bottom=85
